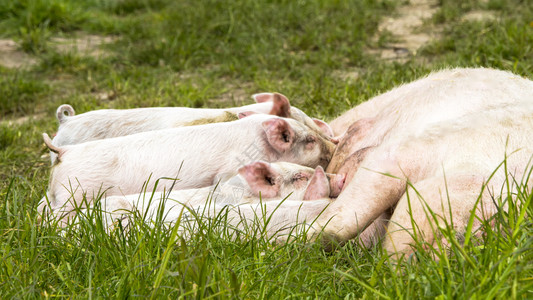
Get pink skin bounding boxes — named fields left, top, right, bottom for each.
left=316, top=68, right=533, bottom=252
left=325, top=172, right=345, bottom=198
left=313, top=110, right=533, bottom=257
left=263, top=93, right=290, bottom=118
left=303, top=166, right=330, bottom=200
left=303, top=166, right=346, bottom=200
left=49, top=92, right=334, bottom=165
left=323, top=118, right=373, bottom=197
left=238, top=162, right=345, bottom=201
left=326, top=118, right=375, bottom=175
left=41, top=114, right=336, bottom=220
left=238, top=111, right=257, bottom=119
left=312, top=118, right=334, bottom=138
left=253, top=92, right=336, bottom=141
left=238, top=161, right=281, bottom=198
left=240, top=113, right=338, bottom=148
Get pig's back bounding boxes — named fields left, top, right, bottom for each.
left=332, top=68, right=533, bottom=137
left=360, top=68, right=533, bottom=147
left=50, top=120, right=260, bottom=201
left=53, top=107, right=240, bottom=147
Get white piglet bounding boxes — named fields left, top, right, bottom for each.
left=50, top=93, right=334, bottom=163
left=41, top=114, right=336, bottom=220
left=93, top=161, right=344, bottom=227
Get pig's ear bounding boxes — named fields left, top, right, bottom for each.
left=238, top=111, right=257, bottom=119
left=303, top=166, right=330, bottom=200
left=238, top=161, right=279, bottom=198
left=262, top=118, right=294, bottom=153
left=252, top=93, right=274, bottom=103
left=312, top=118, right=334, bottom=138
left=269, top=93, right=291, bottom=118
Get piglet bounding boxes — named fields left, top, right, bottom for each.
left=40, top=114, right=336, bottom=220
left=84, top=161, right=344, bottom=232
left=50, top=93, right=334, bottom=163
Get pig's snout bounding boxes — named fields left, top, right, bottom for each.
left=326, top=173, right=345, bottom=198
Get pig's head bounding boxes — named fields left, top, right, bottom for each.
left=261, top=116, right=336, bottom=169
left=237, top=161, right=315, bottom=199
left=233, top=161, right=345, bottom=201
left=252, top=92, right=335, bottom=140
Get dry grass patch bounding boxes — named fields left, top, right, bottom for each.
left=461, top=10, right=498, bottom=22
left=0, top=39, right=38, bottom=69
left=369, top=0, right=441, bottom=61
left=50, top=33, right=116, bottom=58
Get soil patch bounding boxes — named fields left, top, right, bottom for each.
left=461, top=10, right=497, bottom=22
left=370, top=0, right=441, bottom=61
left=0, top=39, right=38, bottom=69
left=50, top=34, right=116, bottom=57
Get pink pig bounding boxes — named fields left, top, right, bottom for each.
left=40, top=114, right=336, bottom=220
left=202, top=68, right=533, bottom=256
left=50, top=93, right=333, bottom=163
left=90, top=161, right=345, bottom=229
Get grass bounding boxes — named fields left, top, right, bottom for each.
left=1, top=0, right=532, bottom=297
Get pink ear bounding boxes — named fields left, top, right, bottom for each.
left=303, top=166, right=330, bottom=200
left=312, top=118, right=334, bottom=138
left=238, top=111, right=257, bottom=119
left=238, top=161, right=279, bottom=198
left=268, top=93, right=291, bottom=118
left=326, top=173, right=345, bottom=197
left=252, top=93, right=274, bottom=103
left=262, top=118, right=294, bottom=153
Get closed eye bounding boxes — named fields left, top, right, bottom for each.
left=291, top=173, right=309, bottom=183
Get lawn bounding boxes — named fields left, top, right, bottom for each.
left=1, top=0, right=532, bottom=298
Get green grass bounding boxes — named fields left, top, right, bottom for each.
left=1, top=0, right=532, bottom=297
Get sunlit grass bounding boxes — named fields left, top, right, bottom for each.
left=1, top=0, right=533, bottom=297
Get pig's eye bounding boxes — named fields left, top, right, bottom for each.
left=265, top=176, right=275, bottom=186
left=305, top=136, right=316, bottom=144
left=282, top=132, right=290, bottom=143
left=291, top=173, right=309, bottom=183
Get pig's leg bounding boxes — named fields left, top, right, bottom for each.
left=357, top=211, right=392, bottom=248
left=311, top=150, right=408, bottom=244
left=383, top=174, right=487, bottom=260
left=231, top=199, right=332, bottom=240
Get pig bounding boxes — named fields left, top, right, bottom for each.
left=50, top=93, right=334, bottom=163
left=328, top=68, right=533, bottom=177
left=328, top=68, right=533, bottom=136
left=319, top=68, right=533, bottom=252
left=209, top=68, right=533, bottom=256
left=90, top=161, right=344, bottom=228
left=212, top=102, right=533, bottom=254
left=319, top=68, right=533, bottom=249
left=327, top=68, right=533, bottom=178
left=310, top=103, right=533, bottom=258
left=40, top=114, right=336, bottom=220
